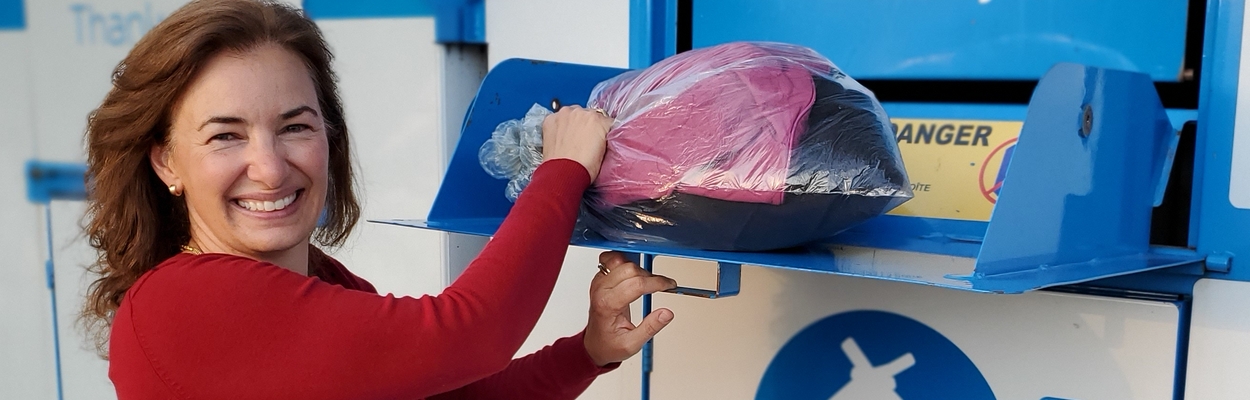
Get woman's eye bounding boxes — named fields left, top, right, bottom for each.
left=210, top=133, right=237, bottom=142
left=283, top=124, right=311, bottom=134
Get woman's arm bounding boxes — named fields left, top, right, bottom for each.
left=111, top=159, right=591, bottom=400
left=427, top=331, right=617, bottom=400
left=422, top=253, right=680, bottom=400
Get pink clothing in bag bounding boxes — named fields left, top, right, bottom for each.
left=589, top=42, right=831, bottom=206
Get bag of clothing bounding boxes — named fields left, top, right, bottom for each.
left=480, top=42, right=912, bottom=251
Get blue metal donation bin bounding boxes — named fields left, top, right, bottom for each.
left=377, top=59, right=1200, bottom=294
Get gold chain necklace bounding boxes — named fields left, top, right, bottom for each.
left=180, top=244, right=202, bottom=255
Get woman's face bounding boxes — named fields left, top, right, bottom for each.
left=152, top=43, right=328, bottom=259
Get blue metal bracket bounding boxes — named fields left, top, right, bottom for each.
left=664, top=262, right=741, bottom=299
left=25, top=160, right=87, bottom=204
left=621, top=253, right=742, bottom=298
left=1205, top=252, right=1234, bottom=274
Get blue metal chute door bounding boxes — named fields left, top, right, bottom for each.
left=969, top=63, right=1200, bottom=293
left=423, top=59, right=627, bottom=232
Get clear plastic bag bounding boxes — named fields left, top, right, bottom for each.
left=481, top=42, right=912, bottom=251
left=479, top=104, right=550, bottom=201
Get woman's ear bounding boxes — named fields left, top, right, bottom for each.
left=150, top=143, right=178, bottom=186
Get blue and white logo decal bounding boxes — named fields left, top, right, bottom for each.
left=757, top=310, right=994, bottom=399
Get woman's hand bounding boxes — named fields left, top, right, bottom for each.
left=542, top=105, right=612, bottom=181
left=583, top=251, right=678, bottom=367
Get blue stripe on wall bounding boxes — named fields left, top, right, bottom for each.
left=0, top=0, right=24, bottom=30
left=302, top=0, right=435, bottom=20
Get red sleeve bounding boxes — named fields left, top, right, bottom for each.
left=110, top=159, right=594, bottom=400
left=429, top=331, right=620, bottom=399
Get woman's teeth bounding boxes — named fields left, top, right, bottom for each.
left=236, top=192, right=297, bottom=212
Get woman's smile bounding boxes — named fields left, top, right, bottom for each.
left=231, top=188, right=304, bottom=218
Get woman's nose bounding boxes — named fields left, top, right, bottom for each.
left=245, top=134, right=288, bottom=188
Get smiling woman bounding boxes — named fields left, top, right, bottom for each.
left=81, top=1, right=677, bottom=399
left=150, top=43, right=330, bottom=275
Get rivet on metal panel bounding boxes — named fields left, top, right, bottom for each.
left=1081, top=104, right=1094, bottom=137
left=1205, top=252, right=1234, bottom=273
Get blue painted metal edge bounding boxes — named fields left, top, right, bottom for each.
left=25, top=160, right=87, bottom=204
left=966, top=251, right=1201, bottom=294
left=1172, top=296, right=1193, bottom=399
left=878, top=104, right=1194, bottom=128
left=373, top=217, right=974, bottom=290
left=688, top=0, right=1188, bottom=82
left=1194, top=0, right=1250, bottom=283
left=881, top=103, right=1029, bottom=121
left=374, top=217, right=1206, bottom=295
left=1192, top=0, right=1224, bottom=252
left=301, top=0, right=483, bottom=44
left=629, top=0, right=675, bottom=69
left=302, top=0, right=435, bottom=19
left=42, top=205, right=65, bottom=400
left=433, top=0, right=484, bottom=44
left=0, top=0, right=23, bottom=31
left=639, top=254, right=655, bottom=400
left=1079, top=245, right=1205, bottom=296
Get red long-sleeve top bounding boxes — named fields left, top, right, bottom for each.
left=108, top=159, right=614, bottom=399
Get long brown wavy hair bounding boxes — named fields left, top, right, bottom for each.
left=82, top=0, right=359, bottom=357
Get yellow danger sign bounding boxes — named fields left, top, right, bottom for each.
left=887, top=118, right=1024, bottom=221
